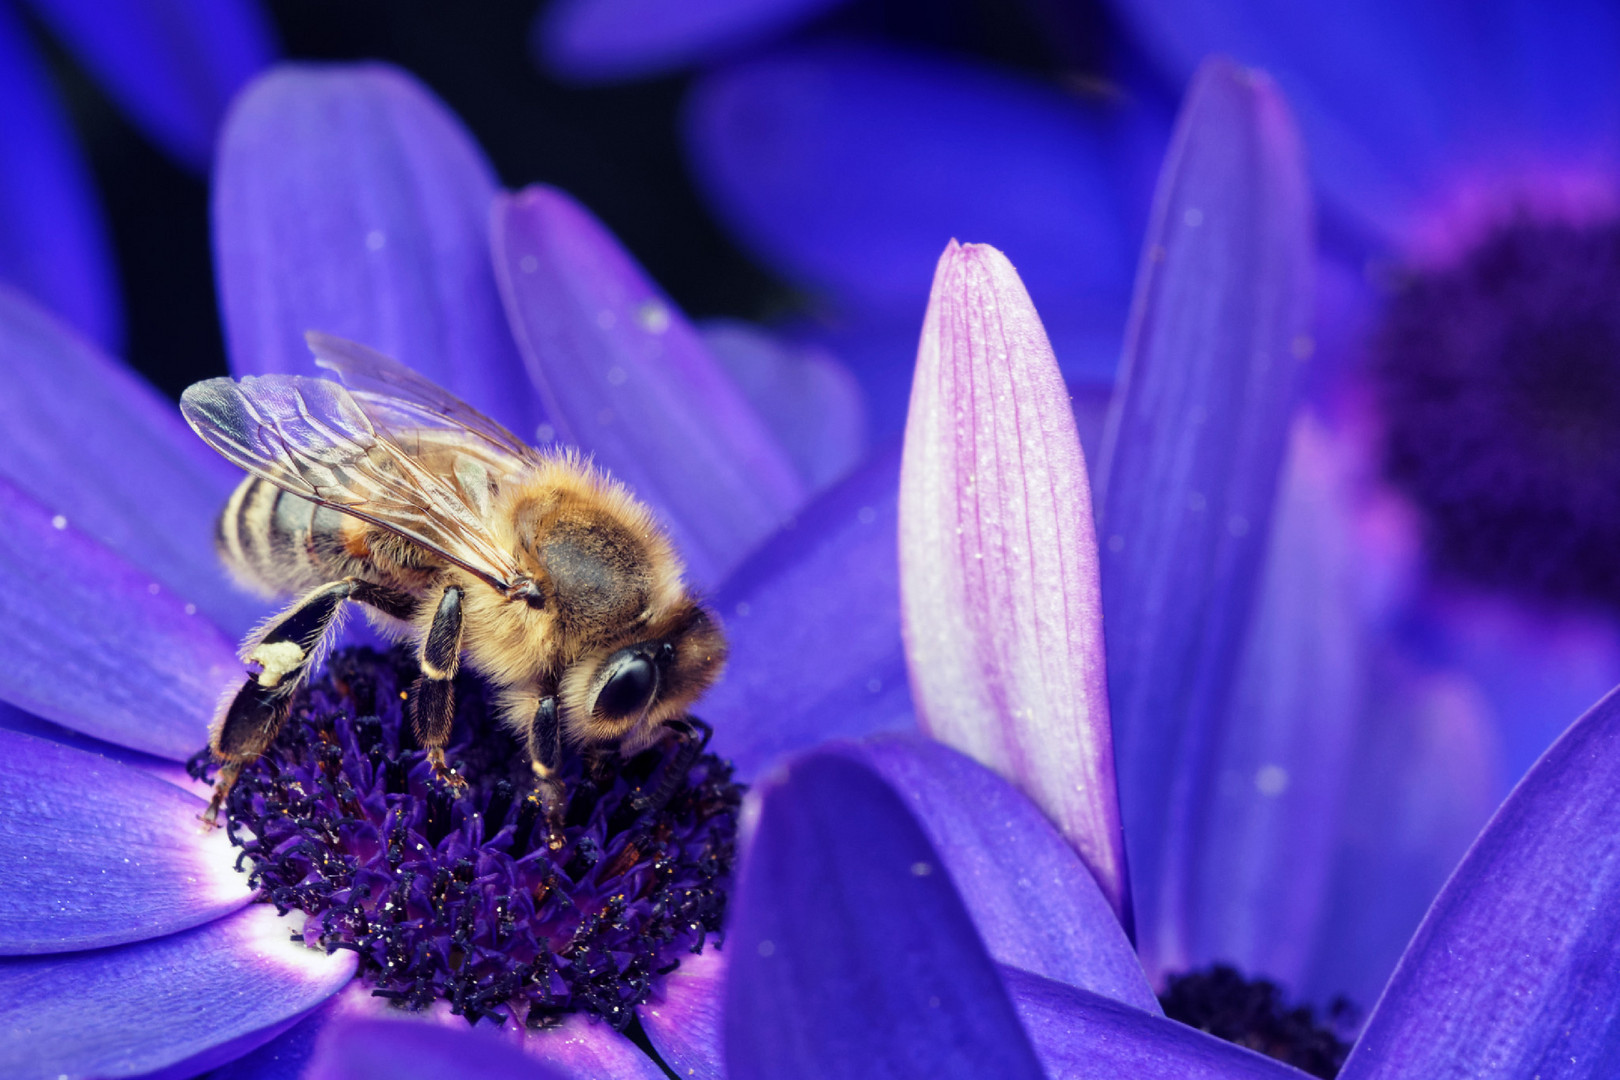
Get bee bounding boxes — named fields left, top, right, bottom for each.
left=180, top=332, right=727, bottom=837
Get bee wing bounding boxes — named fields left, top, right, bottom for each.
left=180, top=373, right=523, bottom=589
left=305, top=331, right=543, bottom=465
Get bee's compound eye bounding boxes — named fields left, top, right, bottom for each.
left=595, top=652, right=658, bottom=719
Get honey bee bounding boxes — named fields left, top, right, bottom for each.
left=180, top=332, right=727, bottom=835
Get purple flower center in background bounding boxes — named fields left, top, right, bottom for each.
left=1374, top=217, right=1620, bottom=609
left=188, top=647, right=742, bottom=1029
left=1159, top=965, right=1356, bottom=1078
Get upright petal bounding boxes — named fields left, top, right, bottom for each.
left=900, top=241, right=1127, bottom=927
left=307, top=1017, right=569, bottom=1080
left=0, top=286, right=261, bottom=634
left=493, top=185, right=804, bottom=585
left=1096, top=58, right=1312, bottom=976
left=1340, top=683, right=1620, bottom=1080
left=22, top=0, right=276, bottom=171
left=0, top=479, right=240, bottom=760
left=0, top=3, right=120, bottom=350
left=725, top=751, right=1046, bottom=1080
left=214, top=64, right=541, bottom=439
left=0, top=905, right=356, bottom=1080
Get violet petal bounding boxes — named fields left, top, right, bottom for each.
left=1340, top=681, right=1620, bottom=1079
left=22, top=0, right=275, bottom=170
left=638, top=948, right=724, bottom=1080
left=701, top=318, right=867, bottom=492
left=0, top=479, right=240, bottom=760
left=536, top=0, right=850, bottom=83
left=0, top=5, right=119, bottom=350
left=0, top=905, right=355, bottom=1080
left=1095, top=58, right=1311, bottom=976
left=526, top=1014, right=669, bottom=1079
left=0, top=286, right=262, bottom=634
left=492, top=184, right=805, bottom=585
left=307, top=1018, right=569, bottom=1080
left=213, top=63, right=541, bottom=439
left=206, top=993, right=343, bottom=1080
left=0, top=701, right=196, bottom=789
left=0, top=729, right=249, bottom=954
left=900, top=240, right=1128, bottom=927
left=705, top=447, right=914, bottom=781
left=725, top=751, right=1045, bottom=1080
left=839, top=734, right=1158, bottom=1011
left=1003, top=965, right=1314, bottom=1079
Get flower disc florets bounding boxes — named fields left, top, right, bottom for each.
left=188, top=646, right=743, bottom=1029
left=1159, top=964, right=1355, bottom=1079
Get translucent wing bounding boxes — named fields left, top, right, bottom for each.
left=181, top=372, right=524, bottom=589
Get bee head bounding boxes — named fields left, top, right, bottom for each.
left=562, top=602, right=726, bottom=744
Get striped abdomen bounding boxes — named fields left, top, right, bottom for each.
left=216, top=476, right=362, bottom=596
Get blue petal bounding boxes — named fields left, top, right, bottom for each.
left=683, top=42, right=1142, bottom=325
left=0, top=5, right=120, bottom=350
left=22, top=0, right=276, bottom=170
left=0, top=479, right=241, bottom=760
left=1096, top=59, right=1312, bottom=979
left=0, top=286, right=263, bottom=634
left=536, top=0, right=851, bottom=83
left=0, top=905, right=355, bottom=1080
left=840, top=734, right=1159, bottom=1011
left=213, top=63, right=543, bottom=440
left=0, top=729, right=250, bottom=954
left=638, top=949, right=724, bottom=1080
left=705, top=447, right=914, bottom=781
left=1003, top=965, right=1315, bottom=1079
left=492, top=185, right=806, bottom=586
left=725, top=751, right=1045, bottom=1080
left=207, top=994, right=340, bottom=1080
left=1339, top=682, right=1620, bottom=1079
left=524, top=1014, right=670, bottom=1079
left=0, top=700, right=195, bottom=788
left=307, top=1017, right=569, bottom=1080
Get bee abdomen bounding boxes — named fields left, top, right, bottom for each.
left=217, top=476, right=352, bottom=595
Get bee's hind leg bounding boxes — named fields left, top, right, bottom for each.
left=528, top=694, right=568, bottom=851
left=408, top=584, right=468, bottom=793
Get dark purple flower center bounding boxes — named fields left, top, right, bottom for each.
left=1373, top=217, right=1620, bottom=609
left=1159, top=964, right=1356, bottom=1078
left=187, top=646, right=743, bottom=1030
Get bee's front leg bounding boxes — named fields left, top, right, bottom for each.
left=409, top=584, right=467, bottom=793
left=630, top=715, right=712, bottom=818
left=528, top=693, right=567, bottom=850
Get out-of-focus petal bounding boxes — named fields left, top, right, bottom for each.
left=839, top=734, right=1158, bottom=1011
left=0, top=479, right=239, bottom=760
left=701, top=318, right=867, bottom=491
left=705, top=448, right=913, bottom=781
left=725, top=751, right=1045, bottom=1079
left=22, top=0, right=275, bottom=171
left=0, top=286, right=262, bottom=634
left=214, top=63, right=541, bottom=439
left=638, top=949, right=724, bottom=1080
left=0, top=730, right=247, bottom=954
left=0, top=905, right=355, bottom=1080
left=1185, top=420, right=1362, bottom=988
left=900, top=241, right=1127, bottom=926
left=536, top=0, right=850, bottom=83
left=1096, top=58, right=1311, bottom=977
left=1339, top=683, right=1620, bottom=1080
left=493, top=186, right=805, bottom=586
left=0, top=4, right=119, bottom=351
left=1003, top=965, right=1315, bottom=1079
left=307, top=1017, right=569, bottom=1080
left=683, top=42, right=1141, bottom=325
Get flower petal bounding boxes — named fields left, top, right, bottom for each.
left=700, top=318, right=867, bottom=492
left=492, top=185, right=805, bottom=586
left=838, top=734, right=1158, bottom=1011
left=526, top=1014, right=669, bottom=1079
left=1095, top=58, right=1312, bottom=977
left=307, top=1017, right=569, bottom=1080
left=214, top=63, right=541, bottom=439
left=900, top=241, right=1127, bottom=926
left=725, top=751, right=1046, bottom=1080
left=0, top=729, right=249, bottom=954
left=1002, top=965, right=1314, bottom=1079
left=0, top=286, right=263, bottom=634
left=1339, top=682, right=1620, bottom=1080
left=683, top=43, right=1140, bottom=324
left=22, top=0, right=275, bottom=170
left=638, top=948, right=724, bottom=1080
left=0, top=701, right=196, bottom=790
left=536, top=0, right=850, bottom=83
left=705, top=447, right=914, bottom=781
left=207, top=993, right=342, bottom=1080
left=0, top=905, right=355, bottom=1080
left=0, top=4, right=119, bottom=350
left=0, top=479, right=240, bottom=760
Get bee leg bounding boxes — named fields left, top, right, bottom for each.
left=630, top=716, right=713, bottom=818
left=408, top=585, right=467, bottom=793
left=527, top=694, right=569, bottom=850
